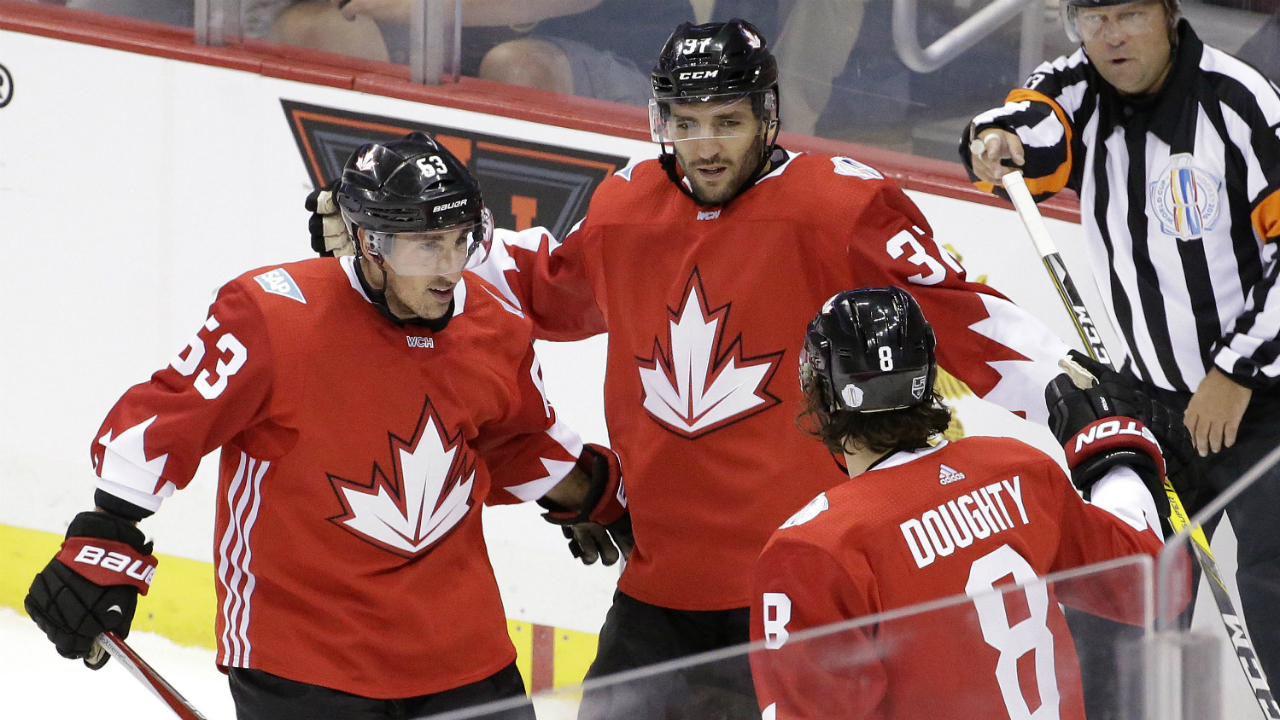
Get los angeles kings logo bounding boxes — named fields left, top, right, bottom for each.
left=328, top=397, right=476, bottom=557
left=636, top=270, right=783, bottom=438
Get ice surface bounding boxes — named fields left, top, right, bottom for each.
left=1, top=608, right=235, bottom=720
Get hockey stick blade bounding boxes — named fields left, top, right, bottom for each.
left=95, top=632, right=209, bottom=720
left=1002, top=169, right=1280, bottom=718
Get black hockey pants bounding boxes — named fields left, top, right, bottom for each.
left=228, top=661, right=534, bottom=720
left=576, top=590, right=759, bottom=720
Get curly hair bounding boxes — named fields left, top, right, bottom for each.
left=797, top=379, right=953, bottom=456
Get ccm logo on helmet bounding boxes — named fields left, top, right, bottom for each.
left=433, top=199, right=467, bottom=213
left=73, top=545, right=157, bottom=587
left=1073, top=419, right=1160, bottom=454
left=678, top=70, right=719, bottom=80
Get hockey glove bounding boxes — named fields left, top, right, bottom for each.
left=25, top=511, right=158, bottom=669
left=562, top=518, right=634, bottom=566
left=541, top=444, right=633, bottom=565
left=542, top=444, right=627, bottom=525
left=1055, top=351, right=1205, bottom=514
left=305, top=181, right=355, bottom=258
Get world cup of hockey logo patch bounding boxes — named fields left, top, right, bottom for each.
left=841, top=384, right=864, bottom=409
left=1150, top=154, right=1221, bottom=241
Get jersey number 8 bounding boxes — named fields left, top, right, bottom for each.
left=967, top=544, right=1060, bottom=720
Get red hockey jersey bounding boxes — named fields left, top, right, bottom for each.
left=90, top=256, right=582, bottom=699
left=748, top=437, right=1163, bottom=720
left=469, top=152, right=1073, bottom=609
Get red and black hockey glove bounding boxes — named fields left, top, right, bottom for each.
left=25, top=511, right=158, bottom=669
left=1046, top=365, right=1202, bottom=520
left=541, top=444, right=633, bottom=566
left=1058, top=352, right=1205, bottom=512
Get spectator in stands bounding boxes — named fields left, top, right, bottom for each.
left=271, top=0, right=653, bottom=106
left=60, top=0, right=290, bottom=37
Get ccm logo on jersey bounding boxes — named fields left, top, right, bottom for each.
left=57, top=538, right=158, bottom=593
left=901, top=476, right=1029, bottom=568
left=407, top=336, right=435, bottom=348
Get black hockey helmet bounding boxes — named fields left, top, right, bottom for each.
left=649, top=20, right=781, bottom=202
left=800, top=287, right=937, bottom=414
left=336, top=132, right=493, bottom=274
left=651, top=19, right=778, bottom=100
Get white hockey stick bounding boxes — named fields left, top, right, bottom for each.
left=93, top=632, right=209, bottom=720
left=999, top=167, right=1280, bottom=719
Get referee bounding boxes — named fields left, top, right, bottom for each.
left=959, top=0, right=1280, bottom=696
left=962, top=0, right=1280, bottom=691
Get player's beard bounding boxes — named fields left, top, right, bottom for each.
left=680, top=132, right=768, bottom=206
left=383, top=271, right=458, bottom=321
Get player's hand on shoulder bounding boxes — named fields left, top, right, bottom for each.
left=1045, top=351, right=1204, bottom=518
left=25, top=510, right=159, bottom=669
left=306, top=180, right=354, bottom=258
left=967, top=127, right=1025, bottom=186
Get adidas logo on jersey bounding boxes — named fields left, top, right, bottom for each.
left=407, top=336, right=435, bottom=348
left=696, top=209, right=721, bottom=220
left=939, top=464, right=966, bottom=485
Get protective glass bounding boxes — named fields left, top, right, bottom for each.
left=648, top=90, right=777, bottom=144
left=350, top=208, right=492, bottom=277
left=1062, top=0, right=1166, bottom=42
left=409, top=556, right=1159, bottom=720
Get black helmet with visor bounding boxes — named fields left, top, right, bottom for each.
left=800, top=287, right=938, bottom=414
left=650, top=20, right=781, bottom=199
left=336, top=132, right=493, bottom=278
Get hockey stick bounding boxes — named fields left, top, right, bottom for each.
left=92, top=632, right=209, bottom=720
left=998, top=166, right=1280, bottom=719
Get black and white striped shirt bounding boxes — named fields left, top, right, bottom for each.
left=961, top=21, right=1280, bottom=393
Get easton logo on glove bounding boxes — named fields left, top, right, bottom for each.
left=57, top=538, right=158, bottom=594
left=1066, top=418, right=1166, bottom=478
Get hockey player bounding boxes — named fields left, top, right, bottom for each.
left=750, top=287, right=1177, bottom=720
left=305, top=20, right=1198, bottom=718
left=24, top=133, right=627, bottom=720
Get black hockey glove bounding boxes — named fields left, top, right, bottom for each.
left=1046, top=373, right=1201, bottom=522
left=561, top=517, right=634, bottom=567
left=542, top=444, right=627, bottom=527
left=305, top=180, right=354, bottom=257
left=540, top=444, right=634, bottom=566
left=1057, top=351, right=1205, bottom=514
left=25, top=511, right=158, bottom=669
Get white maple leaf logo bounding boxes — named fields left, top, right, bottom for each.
left=328, top=399, right=476, bottom=557
left=636, top=270, right=783, bottom=438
